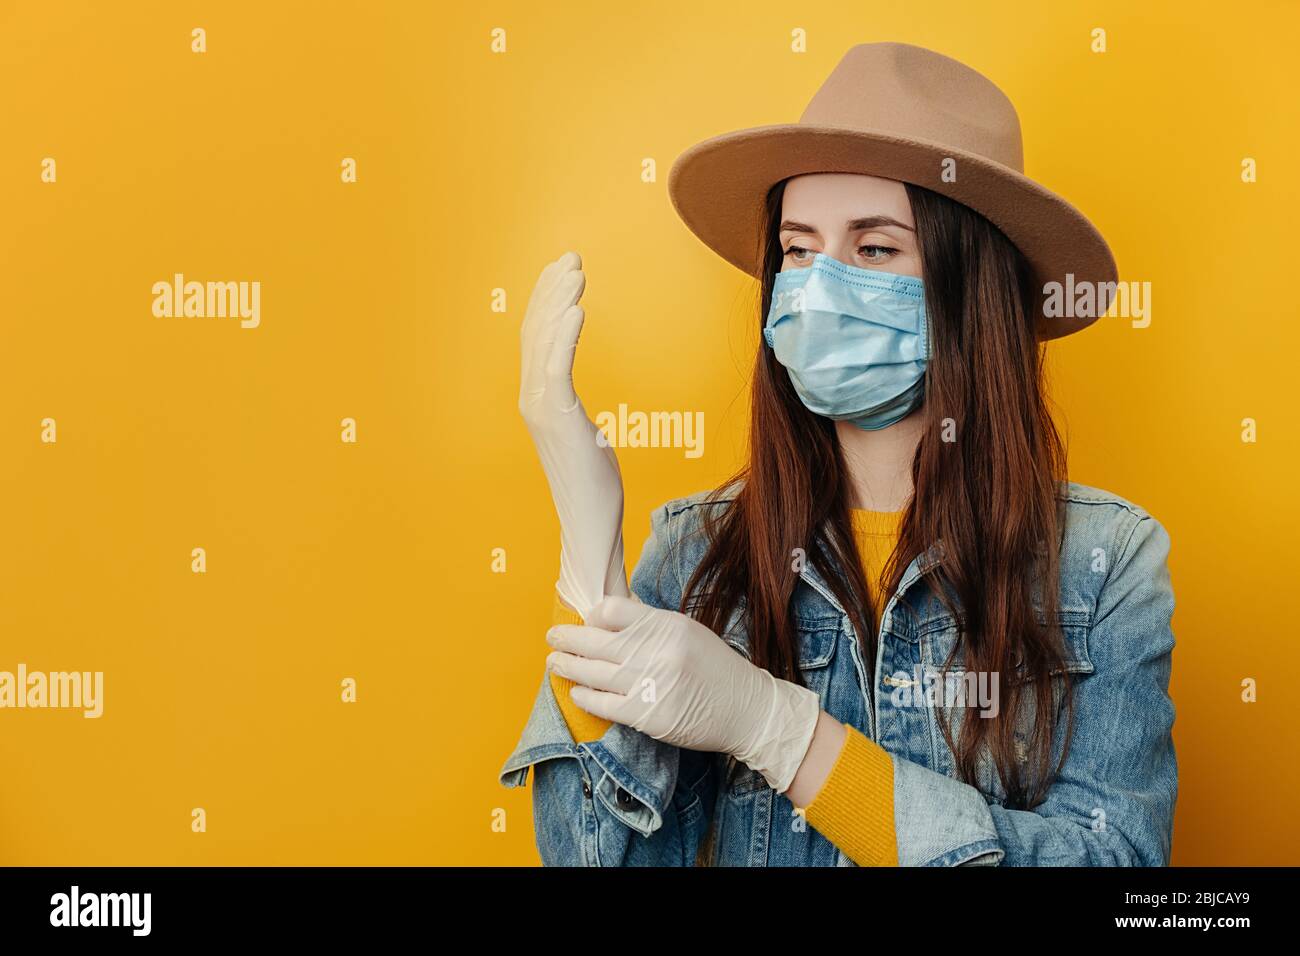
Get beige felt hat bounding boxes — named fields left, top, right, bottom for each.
left=667, top=42, right=1117, bottom=339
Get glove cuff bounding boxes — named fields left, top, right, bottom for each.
left=743, top=675, right=822, bottom=796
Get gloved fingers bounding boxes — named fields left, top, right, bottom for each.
left=546, top=621, right=628, bottom=664
left=535, top=268, right=584, bottom=357
left=520, top=254, right=582, bottom=406
left=522, top=251, right=580, bottom=342
left=567, top=685, right=629, bottom=724
left=546, top=650, right=623, bottom=693
left=584, top=593, right=651, bottom=632
left=543, top=304, right=584, bottom=415
left=523, top=301, right=561, bottom=404
left=519, top=264, right=554, bottom=398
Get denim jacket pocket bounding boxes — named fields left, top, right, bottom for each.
left=921, top=609, right=1093, bottom=805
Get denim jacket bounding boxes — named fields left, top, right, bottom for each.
left=498, top=480, right=1177, bottom=866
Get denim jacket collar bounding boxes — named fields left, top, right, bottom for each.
left=701, top=481, right=949, bottom=629
left=796, top=528, right=946, bottom=621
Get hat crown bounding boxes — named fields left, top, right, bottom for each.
left=798, top=42, right=1024, bottom=172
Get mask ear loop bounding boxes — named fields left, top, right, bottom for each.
left=919, top=298, right=932, bottom=362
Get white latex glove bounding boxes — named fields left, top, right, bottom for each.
left=518, top=251, right=630, bottom=617
left=544, top=594, right=822, bottom=796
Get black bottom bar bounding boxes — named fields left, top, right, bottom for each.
left=0, top=866, right=1286, bottom=940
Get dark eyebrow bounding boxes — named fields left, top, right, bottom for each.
left=847, top=215, right=914, bottom=232
left=779, top=216, right=915, bottom=234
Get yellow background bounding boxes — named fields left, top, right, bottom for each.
left=0, top=0, right=1295, bottom=865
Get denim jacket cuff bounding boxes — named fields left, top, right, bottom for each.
left=582, top=726, right=679, bottom=837
left=498, top=670, right=577, bottom=787
left=892, top=754, right=1005, bottom=866
left=499, top=670, right=681, bottom=838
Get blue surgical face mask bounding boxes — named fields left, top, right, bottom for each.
left=763, top=252, right=930, bottom=431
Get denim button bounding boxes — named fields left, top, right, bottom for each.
left=581, top=780, right=592, bottom=798
left=615, top=786, right=636, bottom=809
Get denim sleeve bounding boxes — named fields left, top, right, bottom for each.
left=890, top=512, right=1178, bottom=866
left=497, top=502, right=718, bottom=866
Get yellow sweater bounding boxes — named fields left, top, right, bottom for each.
left=546, top=506, right=901, bottom=866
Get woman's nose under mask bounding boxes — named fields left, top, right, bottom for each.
left=763, top=252, right=929, bottom=431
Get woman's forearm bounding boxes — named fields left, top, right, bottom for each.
left=786, top=712, right=899, bottom=866
left=784, top=709, right=848, bottom=808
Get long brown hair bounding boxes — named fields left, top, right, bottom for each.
left=679, top=177, right=1074, bottom=810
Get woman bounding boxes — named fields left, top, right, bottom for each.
left=500, top=42, right=1177, bottom=866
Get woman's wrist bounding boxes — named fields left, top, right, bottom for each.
left=783, top=710, right=849, bottom=809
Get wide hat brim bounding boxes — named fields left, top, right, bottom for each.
left=668, top=123, right=1117, bottom=340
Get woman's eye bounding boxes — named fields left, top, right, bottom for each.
left=859, top=244, right=898, bottom=262
left=784, top=244, right=897, bottom=264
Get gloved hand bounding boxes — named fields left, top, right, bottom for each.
left=544, top=594, right=822, bottom=796
left=518, top=251, right=630, bottom=617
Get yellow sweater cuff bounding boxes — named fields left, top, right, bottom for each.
left=801, top=724, right=898, bottom=866
left=547, top=591, right=614, bottom=744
